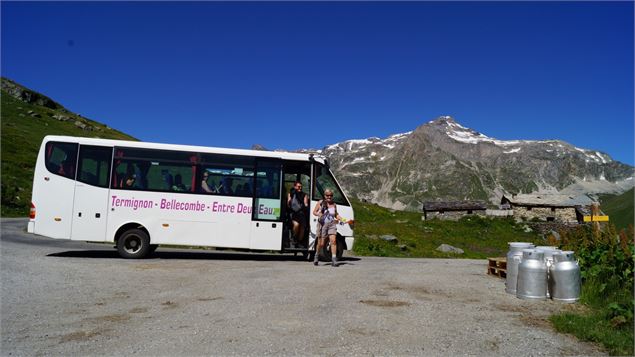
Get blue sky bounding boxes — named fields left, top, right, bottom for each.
left=2, top=1, right=634, bottom=165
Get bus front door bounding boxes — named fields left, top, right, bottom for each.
left=250, top=160, right=283, bottom=250
left=71, top=145, right=112, bottom=242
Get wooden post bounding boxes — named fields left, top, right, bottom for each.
left=591, top=203, right=600, bottom=233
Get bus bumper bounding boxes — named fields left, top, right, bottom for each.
left=27, top=220, right=35, bottom=234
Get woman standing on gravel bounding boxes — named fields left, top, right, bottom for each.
left=312, top=188, right=343, bottom=267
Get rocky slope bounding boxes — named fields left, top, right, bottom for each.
left=311, top=116, right=634, bottom=210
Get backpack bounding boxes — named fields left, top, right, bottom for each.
left=290, top=190, right=305, bottom=213
left=319, top=199, right=337, bottom=224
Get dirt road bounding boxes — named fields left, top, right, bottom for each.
left=1, top=218, right=603, bottom=355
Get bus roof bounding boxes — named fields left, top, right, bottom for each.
left=42, top=135, right=327, bottom=164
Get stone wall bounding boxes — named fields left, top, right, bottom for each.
left=423, top=210, right=486, bottom=221
left=512, top=206, right=578, bottom=223
left=486, top=209, right=514, bottom=217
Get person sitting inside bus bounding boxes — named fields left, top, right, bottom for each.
left=172, top=174, right=187, bottom=192
left=287, top=181, right=309, bottom=248
left=257, top=177, right=274, bottom=198
left=162, top=171, right=173, bottom=190
left=236, top=182, right=251, bottom=196
left=58, top=158, right=74, bottom=178
left=238, top=181, right=252, bottom=195
left=201, top=171, right=215, bottom=193
left=120, top=165, right=137, bottom=189
left=121, top=173, right=136, bottom=188
left=218, top=177, right=233, bottom=195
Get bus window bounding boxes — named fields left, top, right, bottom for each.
left=45, top=142, right=78, bottom=180
left=200, top=154, right=254, bottom=197
left=114, top=147, right=195, bottom=192
left=253, top=161, right=281, bottom=221
left=113, top=161, right=146, bottom=190
left=147, top=164, right=192, bottom=192
left=256, top=167, right=280, bottom=199
left=313, top=163, right=348, bottom=206
left=77, top=146, right=112, bottom=188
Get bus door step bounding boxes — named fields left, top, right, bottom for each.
left=284, top=247, right=308, bottom=252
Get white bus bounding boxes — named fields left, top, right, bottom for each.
left=28, top=136, right=354, bottom=259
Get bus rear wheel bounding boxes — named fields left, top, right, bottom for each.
left=117, top=228, right=150, bottom=259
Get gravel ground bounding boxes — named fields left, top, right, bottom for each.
left=1, top=218, right=604, bottom=356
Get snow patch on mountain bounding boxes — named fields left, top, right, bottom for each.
left=504, top=148, right=521, bottom=154
left=323, top=131, right=412, bottom=154
left=443, top=120, right=533, bottom=147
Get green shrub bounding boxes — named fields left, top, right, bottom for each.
left=551, top=224, right=634, bottom=355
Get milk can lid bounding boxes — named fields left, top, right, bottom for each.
left=554, top=251, right=576, bottom=262
left=522, top=248, right=544, bottom=260
left=509, top=242, right=534, bottom=248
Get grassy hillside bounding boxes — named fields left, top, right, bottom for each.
left=599, top=188, right=634, bottom=231
left=351, top=199, right=542, bottom=259
left=1, top=78, right=137, bottom=216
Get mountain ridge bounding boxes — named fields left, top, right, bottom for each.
left=310, top=116, right=633, bottom=210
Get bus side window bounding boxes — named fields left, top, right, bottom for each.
left=45, top=142, right=78, bottom=180
left=77, top=145, right=112, bottom=188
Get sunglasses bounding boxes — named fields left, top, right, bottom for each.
left=325, top=195, right=333, bottom=198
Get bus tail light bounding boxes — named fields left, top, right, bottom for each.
left=29, top=202, right=36, bottom=219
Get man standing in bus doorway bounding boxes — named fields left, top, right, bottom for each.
left=287, top=181, right=309, bottom=248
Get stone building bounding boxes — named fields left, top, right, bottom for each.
left=500, top=194, right=596, bottom=223
left=422, top=201, right=487, bottom=220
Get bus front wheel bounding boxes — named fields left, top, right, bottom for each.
left=117, top=229, right=150, bottom=259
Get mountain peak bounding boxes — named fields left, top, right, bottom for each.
left=428, top=115, right=456, bottom=125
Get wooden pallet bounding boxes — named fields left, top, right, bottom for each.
left=487, top=257, right=507, bottom=278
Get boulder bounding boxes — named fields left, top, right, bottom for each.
left=74, top=121, right=87, bottom=129
left=380, top=235, right=398, bottom=244
left=52, top=114, right=70, bottom=121
left=398, top=244, right=408, bottom=251
left=436, top=244, right=464, bottom=254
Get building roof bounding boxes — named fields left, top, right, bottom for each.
left=501, top=194, right=596, bottom=208
left=422, top=201, right=487, bottom=212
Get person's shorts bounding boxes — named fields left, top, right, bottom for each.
left=291, top=211, right=305, bottom=223
left=319, top=221, right=337, bottom=238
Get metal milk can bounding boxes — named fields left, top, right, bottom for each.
left=517, top=249, right=548, bottom=300
left=536, top=246, right=562, bottom=298
left=505, top=242, right=535, bottom=295
left=551, top=251, right=581, bottom=303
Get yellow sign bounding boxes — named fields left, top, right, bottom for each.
left=583, top=215, right=609, bottom=222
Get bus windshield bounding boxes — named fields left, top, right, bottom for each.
left=313, top=163, right=349, bottom=206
